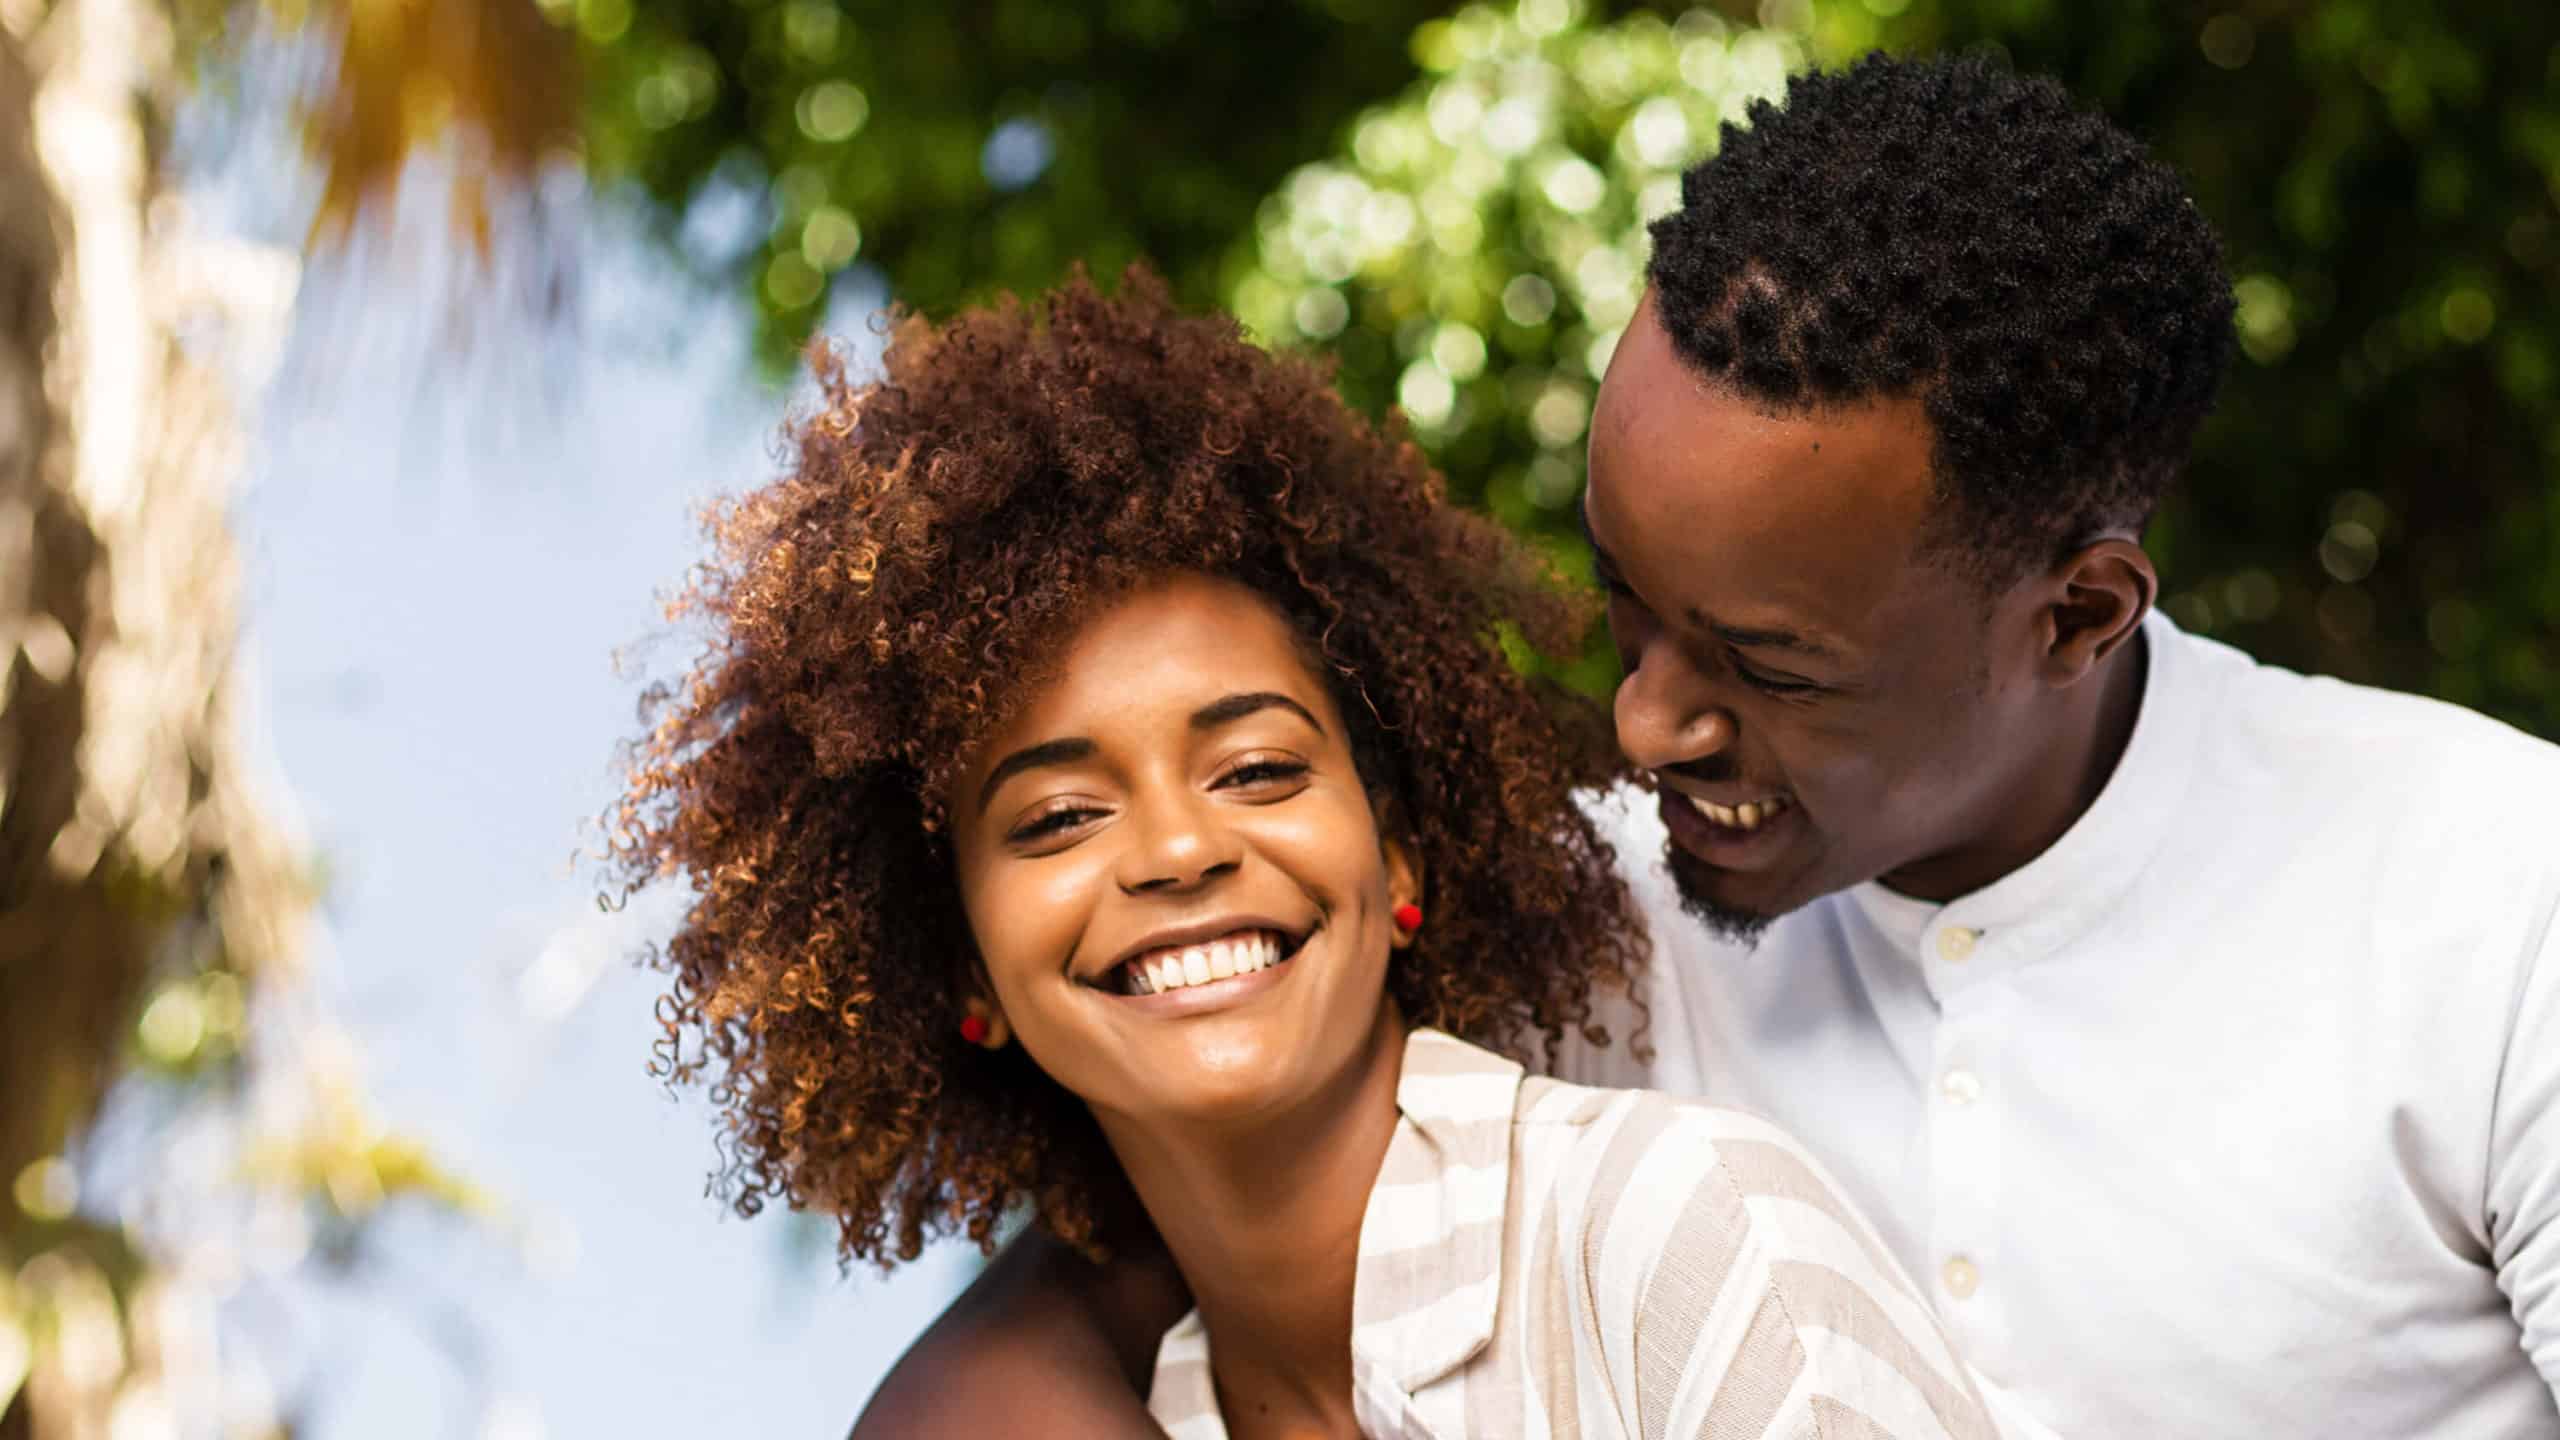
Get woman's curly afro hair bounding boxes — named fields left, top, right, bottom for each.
left=1648, top=51, right=2235, bottom=582
left=608, top=267, right=1647, bottom=1268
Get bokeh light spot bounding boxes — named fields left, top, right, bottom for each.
left=765, top=252, right=824, bottom=310
left=13, top=1157, right=77, bottom=1222
left=1294, top=287, right=1350, bottom=338
left=1503, top=273, right=1558, bottom=327
left=796, top=82, right=870, bottom=144
left=2440, top=287, right=2495, bottom=343
left=2200, top=14, right=2256, bottom=70
left=800, top=206, right=862, bottom=271
left=1433, top=323, right=1489, bottom=380
left=1399, top=361, right=1457, bottom=425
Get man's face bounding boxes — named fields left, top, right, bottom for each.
left=1585, top=296, right=2050, bottom=937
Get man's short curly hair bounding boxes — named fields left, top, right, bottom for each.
left=1647, top=51, right=2235, bottom=581
left=607, top=268, right=1647, bottom=1268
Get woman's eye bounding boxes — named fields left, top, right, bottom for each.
left=1219, top=758, right=1310, bottom=789
left=1008, top=805, right=1105, bottom=843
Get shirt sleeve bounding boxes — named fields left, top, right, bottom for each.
left=2490, top=891, right=2560, bottom=1400
left=1572, top=1101, right=2001, bottom=1440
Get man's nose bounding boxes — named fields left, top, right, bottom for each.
left=1613, top=639, right=1737, bottom=774
left=1114, top=787, right=1245, bottom=894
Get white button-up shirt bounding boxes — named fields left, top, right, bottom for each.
left=1560, top=611, right=2560, bottom=1437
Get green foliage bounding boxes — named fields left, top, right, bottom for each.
left=594, top=0, right=2558, bottom=733
left=1232, top=0, right=1804, bottom=694
left=1825, top=0, right=2560, bottom=735
left=574, top=0, right=1541, bottom=370
left=1235, top=0, right=2559, bottom=724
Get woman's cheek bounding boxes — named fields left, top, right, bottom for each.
left=974, top=850, right=1106, bottom=1002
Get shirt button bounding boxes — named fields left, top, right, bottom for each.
left=1941, top=1256, right=1980, bottom=1300
left=1939, top=1068, right=1982, bottom=1107
left=1936, top=927, right=1979, bottom=963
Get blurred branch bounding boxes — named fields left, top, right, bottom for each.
left=290, top=0, right=579, bottom=258
left=2, top=0, right=524, bottom=1429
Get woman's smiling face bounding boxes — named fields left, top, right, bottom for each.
left=948, top=573, right=1415, bottom=1130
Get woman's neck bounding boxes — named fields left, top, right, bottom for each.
left=1093, top=1003, right=1408, bottom=1440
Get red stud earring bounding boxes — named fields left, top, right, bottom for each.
left=1393, top=903, right=1423, bottom=933
left=959, top=1014, right=989, bottom=1046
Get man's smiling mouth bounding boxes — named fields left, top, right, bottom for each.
left=1102, top=928, right=1303, bottom=996
left=1682, top=792, right=1792, bottom=832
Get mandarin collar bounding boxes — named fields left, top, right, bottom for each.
left=1846, top=609, right=2211, bottom=981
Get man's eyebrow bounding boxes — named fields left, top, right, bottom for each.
left=975, top=737, right=1098, bottom=815
left=1193, top=691, right=1324, bottom=734
left=1699, top=616, right=1843, bottom=662
left=1584, top=503, right=1840, bottom=661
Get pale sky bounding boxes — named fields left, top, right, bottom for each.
left=194, top=112, right=972, bottom=1437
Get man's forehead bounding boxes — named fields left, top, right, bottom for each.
left=1588, top=319, right=1939, bottom=651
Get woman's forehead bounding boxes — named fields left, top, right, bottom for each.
left=963, top=576, right=1342, bottom=765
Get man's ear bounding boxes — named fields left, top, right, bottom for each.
left=2037, top=536, right=2155, bottom=686
left=1384, top=833, right=1425, bottom=951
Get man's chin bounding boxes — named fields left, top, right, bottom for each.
left=1666, top=846, right=1777, bottom=947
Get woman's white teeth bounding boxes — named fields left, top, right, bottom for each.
left=1688, top=793, right=1790, bottom=831
left=1127, top=932, right=1283, bottom=994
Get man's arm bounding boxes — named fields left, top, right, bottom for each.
left=850, top=1229, right=1190, bottom=1439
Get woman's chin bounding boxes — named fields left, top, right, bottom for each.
left=1053, top=931, right=1399, bottom=1131
left=1124, top=1027, right=1325, bottom=1123
left=1089, top=1009, right=1392, bottom=1133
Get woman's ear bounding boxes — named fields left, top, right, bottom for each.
left=959, top=954, right=1013, bottom=1049
left=959, top=990, right=1012, bottom=1049
left=1384, top=834, right=1425, bottom=951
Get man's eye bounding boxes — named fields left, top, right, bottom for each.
left=1736, top=662, right=1821, bottom=696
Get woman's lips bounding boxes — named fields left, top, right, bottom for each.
left=1112, top=928, right=1291, bottom=996
left=1104, top=953, right=1298, bottom=1017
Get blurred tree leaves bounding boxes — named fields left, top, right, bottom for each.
left=1232, top=0, right=2560, bottom=722
left=1822, top=0, right=2560, bottom=737
left=576, top=0, right=1684, bottom=369
left=583, top=0, right=2556, bottom=733
left=5, top=0, right=540, bottom=1424
left=1233, top=2, right=1805, bottom=694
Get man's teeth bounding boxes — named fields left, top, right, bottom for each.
left=1686, top=793, right=1791, bottom=832
left=1125, top=932, right=1286, bottom=995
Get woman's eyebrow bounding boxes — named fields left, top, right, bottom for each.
left=1192, top=692, right=1323, bottom=735
left=972, top=693, right=1317, bottom=815
left=974, top=737, right=1097, bottom=814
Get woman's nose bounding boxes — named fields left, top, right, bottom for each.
left=1115, top=788, right=1245, bottom=894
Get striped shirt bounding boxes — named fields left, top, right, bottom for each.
left=1147, top=1028, right=2001, bottom=1440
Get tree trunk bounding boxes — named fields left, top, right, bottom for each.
left=1, top=0, right=304, bottom=1427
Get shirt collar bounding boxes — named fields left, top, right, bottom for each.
left=1142, top=1027, right=1522, bottom=1428
left=1351, top=1026, right=1521, bottom=1393
left=1847, top=609, right=2209, bottom=977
